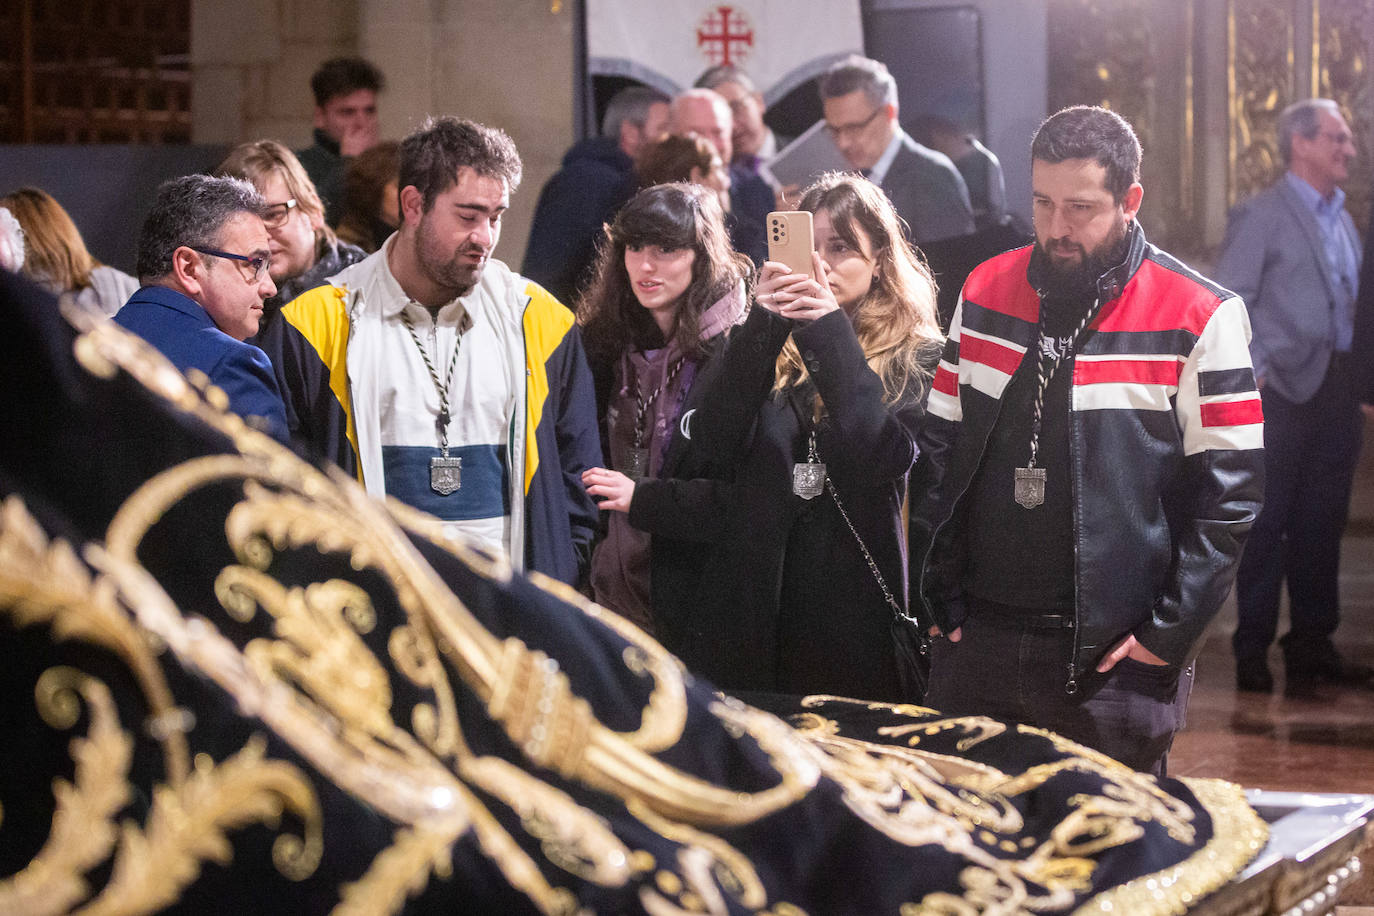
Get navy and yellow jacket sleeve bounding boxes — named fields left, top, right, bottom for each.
left=521, top=281, right=601, bottom=586
left=256, top=285, right=358, bottom=478
left=212, top=341, right=291, bottom=445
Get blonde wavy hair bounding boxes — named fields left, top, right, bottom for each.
left=774, top=173, right=942, bottom=406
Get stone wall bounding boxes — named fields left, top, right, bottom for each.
left=189, top=0, right=576, bottom=270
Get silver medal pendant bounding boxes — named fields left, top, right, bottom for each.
left=620, top=446, right=649, bottom=479
left=1014, top=466, right=1046, bottom=508
left=431, top=454, right=462, bottom=495
left=792, top=461, right=826, bottom=499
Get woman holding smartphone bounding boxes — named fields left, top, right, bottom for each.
left=578, top=183, right=751, bottom=633
left=624, top=173, right=942, bottom=700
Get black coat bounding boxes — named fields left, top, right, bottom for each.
left=631, top=306, right=932, bottom=700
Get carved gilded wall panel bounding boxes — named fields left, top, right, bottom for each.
left=1046, top=0, right=1373, bottom=251
left=1316, top=0, right=1371, bottom=228
left=1227, top=0, right=1296, bottom=207
left=1047, top=0, right=1155, bottom=155
left=1046, top=0, right=1202, bottom=248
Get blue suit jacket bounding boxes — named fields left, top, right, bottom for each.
left=114, top=285, right=290, bottom=441
left=1213, top=177, right=1363, bottom=404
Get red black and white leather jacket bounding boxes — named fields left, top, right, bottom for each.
left=913, top=225, right=1265, bottom=690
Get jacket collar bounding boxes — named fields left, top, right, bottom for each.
left=1024, top=220, right=1147, bottom=305
left=132, top=284, right=214, bottom=326
left=336, top=234, right=522, bottom=334
left=311, top=128, right=341, bottom=158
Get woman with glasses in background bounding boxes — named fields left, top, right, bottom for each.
left=214, top=140, right=367, bottom=327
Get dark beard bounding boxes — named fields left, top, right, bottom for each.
left=1035, top=221, right=1132, bottom=300
left=415, top=217, right=485, bottom=300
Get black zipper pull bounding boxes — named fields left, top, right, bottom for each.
left=1064, top=664, right=1079, bottom=695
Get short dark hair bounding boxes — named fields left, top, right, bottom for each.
left=399, top=117, right=522, bottom=212
left=818, top=55, right=897, bottom=109
left=601, top=85, right=671, bottom=138
left=1030, top=105, right=1141, bottom=202
left=136, top=175, right=265, bottom=282
left=1277, top=98, right=1342, bottom=165
left=310, top=57, right=385, bottom=107
left=694, top=64, right=756, bottom=94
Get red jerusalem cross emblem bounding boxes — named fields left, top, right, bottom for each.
left=697, top=5, right=755, bottom=67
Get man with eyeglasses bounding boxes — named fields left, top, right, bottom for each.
left=1214, top=98, right=1372, bottom=696
left=113, top=174, right=289, bottom=443
left=818, top=55, right=974, bottom=244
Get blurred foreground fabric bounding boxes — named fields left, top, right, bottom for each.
left=0, top=271, right=1265, bottom=914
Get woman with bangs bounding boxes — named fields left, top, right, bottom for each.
left=647, top=172, right=943, bottom=701
left=578, top=182, right=752, bottom=633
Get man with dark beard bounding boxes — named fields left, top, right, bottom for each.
left=271, top=117, right=602, bottom=587
left=911, top=106, right=1265, bottom=775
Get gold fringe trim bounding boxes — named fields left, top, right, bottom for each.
left=1074, top=777, right=1267, bottom=915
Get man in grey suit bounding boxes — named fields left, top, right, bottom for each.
left=1214, top=98, right=1368, bottom=695
left=818, top=55, right=975, bottom=244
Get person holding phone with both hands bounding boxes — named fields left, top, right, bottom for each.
left=590, top=173, right=942, bottom=700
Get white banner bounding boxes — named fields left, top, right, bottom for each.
left=587, top=0, right=863, bottom=103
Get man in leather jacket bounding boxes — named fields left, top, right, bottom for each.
left=912, top=106, right=1265, bottom=775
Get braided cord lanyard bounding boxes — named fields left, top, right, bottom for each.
left=1025, top=295, right=1100, bottom=470
left=631, top=355, right=688, bottom=450
left=400, top=307, right=463, bottom=454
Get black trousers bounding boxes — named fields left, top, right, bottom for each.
left=925, top=609, right=1193, bottom=777
left=1233, top=363, right=1363, bottom=669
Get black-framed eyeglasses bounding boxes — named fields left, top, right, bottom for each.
left=824, top=106, right=885, bottom=141
left=262, top=198, right=298, bottom=229
left=190, top=246, right=271, bottom=282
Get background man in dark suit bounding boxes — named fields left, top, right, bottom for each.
left=818, top=55, right=974, bottom=244
left=1214, top=98, right=1368, bottom=695
left=113, top=174, right=288, bottom=442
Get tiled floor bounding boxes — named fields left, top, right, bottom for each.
left=1170, top=429, right=1374, bottom=904
left=1170, top=559, right=1374, bottom=795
